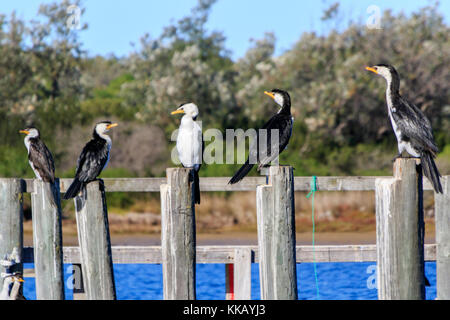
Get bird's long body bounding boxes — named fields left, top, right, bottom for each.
left=64, top=121, right=117, bottom=199
left=366, top=64, right=442, bottom=193
left=229, top=89, right=293, bottom=185
left=21, top=128, right=55, bottom=183
left=172, top=103, right=203, bottom=204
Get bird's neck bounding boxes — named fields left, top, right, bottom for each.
left=385, top=73, right=400, bottom=101
left=278, top=103, right=291, bottom=115
left=93, top=130, right=112, bottom=146
left=180, top=115, right=195, bottom=127
left=23, top=135, right=36, bottom=153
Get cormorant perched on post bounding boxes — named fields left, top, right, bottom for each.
left=63, top=121, right=118, bottom=199
left=20, top=127, right=55, bottom=183
left=229, top=89, right=294, bottom=184
left=171, top=103, right=203, bottom=204
left=366, top=64, right=443, bottom=193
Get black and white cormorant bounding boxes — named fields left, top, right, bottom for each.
left=229, top=89, right=294, bottom=184
left=63, top=121, right=118, bottom=199
left=366, top=64, right=443, bottom=193
left=171, top=103, right=203, bottom=204
left=20, top=127, right=55, bottom=183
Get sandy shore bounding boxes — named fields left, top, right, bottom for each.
left=23, top=230, right=435, bottom=247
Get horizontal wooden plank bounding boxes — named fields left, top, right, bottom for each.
left=22, top=244, right=436, bottom=265
left=19, top=175, right=439, bottom=193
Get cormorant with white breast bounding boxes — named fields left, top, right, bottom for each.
left=366, top=64, right=442, bottom=193
left=64, top=121, right=118, bottom=199
left=229, top=89, right=294, bottom=184
left=171, top=103, right=203, bottom=204
left=20, top=127, right=55, bottom=183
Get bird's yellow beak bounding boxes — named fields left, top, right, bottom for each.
left=171, top=109, right=185, bottom=115
left=19, top=130, right=30, bottom=135
left=106, top=123, right=118, bottom=130
left=16, top=278, right=25, bottom=283
left=365, top=66, right=378, bottom=74
left=264, top=91, right=275, bottom=99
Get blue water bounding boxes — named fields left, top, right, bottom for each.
left=22, top=262, right=437, bottom=300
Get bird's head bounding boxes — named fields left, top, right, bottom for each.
left=366, top=64, right=399, bottom=83
left=171, top=103, right=199, bottom=120
left=19, top=127, right=39, bottom=138
left=264, top=89, right=291, bottom=108
left=12, top=272, right=24, bottom=284
left=2, top=272, right=24, bottom=287
left=95, top=121, right=118, bottom=136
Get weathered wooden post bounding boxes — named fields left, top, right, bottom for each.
left=256, top=166, right=298, bottom=300
left=234, top=248, right=252, bottom=300
left=375, top=158, right=425, bottom=300
left=160, top=168, right=196, bottom=300
left=74, top=180, right=116, bottom=300
left=435, top=176, right=450, bottom=300
left=0, top=179, right=23, bottom=291
left=31, top=179, right=65, bottom=300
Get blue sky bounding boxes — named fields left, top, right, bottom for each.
left=1, top=0, right=449, bottom=60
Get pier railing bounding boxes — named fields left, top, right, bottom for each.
left=0, top=158, right=448, bottom=300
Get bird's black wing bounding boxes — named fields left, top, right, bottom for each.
left=75, top=139, right=109, bottom=183
left=194, top=128, right=204, bottom=172
left=197, top=131, right=204, bottom=172
left=392, top=97, right=438, bottom=155
left=255, top=113, right=293, bottom=166
left=229, top=111, right=293, bottom=185
left=28, top=139, right=55, bottom=183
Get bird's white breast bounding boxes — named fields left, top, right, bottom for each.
left=103, top=139, right=112, bottom=170
left=24, top=137, right=31, bottom=154
left=386, top=90, right=402, bottom=142
left=24, top=137, right=42, bottom=180
left=96, top=132, right=112, bottom=170
left=177, top=117, right=202, bottom=168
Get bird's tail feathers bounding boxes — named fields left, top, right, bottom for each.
left=229, top=160, right=254, bottom=185
left=63, top=177, right=83, bottom=200
left=421, top=152, right=443, bottom=194
left=193, top=170, right=200, bottom=204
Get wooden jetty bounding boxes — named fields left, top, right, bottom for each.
left=0, top=159, right=448, bottom=300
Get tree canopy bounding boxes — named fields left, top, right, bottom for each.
left=0, top=0, right=449, bottom=178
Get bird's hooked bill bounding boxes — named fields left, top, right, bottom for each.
left=171, top=109, right=185, bottom=115
left=106, top=123, right=118, bottom=129
left=264, top=91, right=275, bottom=99
left=19, top=130, right=30, bottom=135
left=365, top=66, right=378, bottom=74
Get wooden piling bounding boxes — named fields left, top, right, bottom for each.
left=160, top=168, right=196, bottom=300
left=256, top=166, right=298, bottom=300
left=234, top=248, right=252, bottom=300
left=435, top=176, right=450, bottom=300
left=0, top=179, right=23, bottom=290
left=375, top=158, right=425, bottom=300
left=74, top=180, right=116, bottom=300
left=31, top=180, right=65, bottom=300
